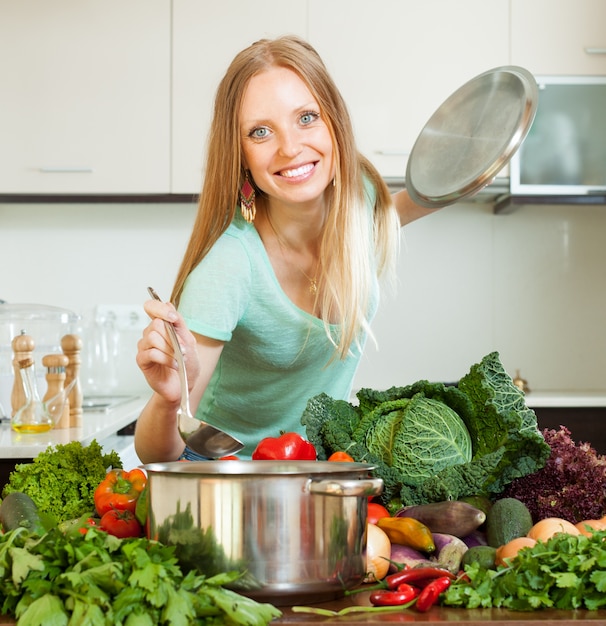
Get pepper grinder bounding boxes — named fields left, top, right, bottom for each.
left=42, top=353, right=71, bottom=429
left=513, top=369, right=530, bottom=394
left=11, top=331, right=35, bottom=417
left=61, top=334, right=83, bottom=427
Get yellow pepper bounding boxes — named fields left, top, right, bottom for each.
left=376, top=516, right=435, bottom=553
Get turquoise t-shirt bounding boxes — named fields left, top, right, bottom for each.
left=179, top=212, right=378, bottom=458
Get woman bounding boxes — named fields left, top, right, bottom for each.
left=134, top=35, right=436, bottom=462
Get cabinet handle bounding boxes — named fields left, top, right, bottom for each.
left=584, top=47, right=606, bottom=55
left=39, top=167, right=94, bottom=173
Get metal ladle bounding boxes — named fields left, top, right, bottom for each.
left=147, top=287, right=244, bottom=458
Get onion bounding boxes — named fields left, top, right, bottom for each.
left=364, top=523, right=391, bottom=582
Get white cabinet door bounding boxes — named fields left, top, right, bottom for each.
left=308, top=0, right=510, bottom=179
left=511, top=0, right=606, bottom=75
left=171, top=0, right=308, bottom=194
left=0, top=0, right=171, bottom=194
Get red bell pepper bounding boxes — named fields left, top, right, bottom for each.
left=252, top=432, right=316, bottom=461
left=94, top=468, right=147, bottom=517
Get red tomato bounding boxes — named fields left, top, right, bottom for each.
left=328, top=451, right=355, bottom=462
left=367, top=502, right=390, bottom=525
left=78, top=516, right=98, bottom=535
left=219, top=455, right=240, bottom=460
left=100, top=509, right=143, bottom=538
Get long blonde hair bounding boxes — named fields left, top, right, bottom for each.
left=172, top=35, right=399, bottom=359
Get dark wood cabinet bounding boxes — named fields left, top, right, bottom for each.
left=533, top=407, right=606, bottom=455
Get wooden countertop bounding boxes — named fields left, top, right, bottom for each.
left=271, top=592, right=606, bottom=624
left=0, top=590, right=604, bottom=624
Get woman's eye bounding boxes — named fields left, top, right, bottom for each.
left=249, top=127, right=269, bottom=139
left=300, top=111, right=319, bottom=125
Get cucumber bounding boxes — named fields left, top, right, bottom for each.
left=0, top=491, right=46, bottom=535
left=485, top=497, right=533, bottom=548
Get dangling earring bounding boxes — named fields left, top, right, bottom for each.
left=239, top=174, right=256, bottom=223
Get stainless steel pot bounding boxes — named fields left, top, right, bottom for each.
left=144, top=460, right=383, bottom=604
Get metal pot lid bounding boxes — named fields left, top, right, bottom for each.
left=405, top=65, right=538, bottom=208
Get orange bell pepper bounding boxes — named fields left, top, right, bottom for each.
left=94, top=468, right=147, bottom=517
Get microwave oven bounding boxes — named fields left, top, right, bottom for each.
left=509, top=75, right=606, bottom=198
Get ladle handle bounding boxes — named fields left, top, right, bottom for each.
left=147, top=287, right=191, bottom=416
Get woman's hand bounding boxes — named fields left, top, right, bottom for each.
left=136, top=299, right=201, bottom=403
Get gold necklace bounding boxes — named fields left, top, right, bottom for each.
left=266, top=211, right=318, bottom=295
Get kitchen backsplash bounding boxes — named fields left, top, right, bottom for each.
left=1, top=200, right=605, bottom=394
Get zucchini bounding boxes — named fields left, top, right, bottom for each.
left=0, top=491, right=46, bottom=535
left=485, top=497, right=533, bottom=548
left=397, top=500, right=486, bottom=538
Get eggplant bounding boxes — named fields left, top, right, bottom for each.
left=461, top=529, right=488, bottom=548
left=432, top=533, right=469, bottom=574
left=395, top=500, right=486, bottom=538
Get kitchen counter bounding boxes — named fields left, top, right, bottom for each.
left=0, top=395, right=147, bottom=459
left=0, top=395, right=148, bottom=487
left=275, top=602, right=606, bottom=624
left=524, top=391, right=606, bottom=408
left=1, top=604, right=605, bottom=626
left=269, top=591, right=606, bottom=623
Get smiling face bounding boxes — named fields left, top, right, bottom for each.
left=239, top=66, right=335, bottom=212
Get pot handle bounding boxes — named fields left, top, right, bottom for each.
left=306, top=477, right=384, bottom=498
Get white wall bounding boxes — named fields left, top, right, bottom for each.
left=1, top=199, right=605, bottom=393
left=356, top=201, right=606, bottom=392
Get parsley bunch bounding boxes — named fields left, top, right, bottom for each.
left=0, top=526, right=282, bottom=625
left=443, top=531, right=606, bottom=611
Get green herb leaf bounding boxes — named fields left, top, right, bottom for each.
left=0, top=527, right=281, bottom=625
left=444, top=530, right=606, bottom=611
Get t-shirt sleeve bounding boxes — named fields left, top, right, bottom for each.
left=178, top=233, right=252, bottom=342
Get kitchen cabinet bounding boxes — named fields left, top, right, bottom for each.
left=171, top=0, right=308, bottom=194
left=511, top=0, right=606, bottom=75
left=307, top=0, right=510, bottom=179
left=0, top=0, right=171, bottom=195
left=533, top=407, right=606, bottom=455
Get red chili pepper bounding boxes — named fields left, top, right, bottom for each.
left=251, top=432, right=316, bottom=461
left=384, top=566, right=454, bottom=590
left=94, top=468, right=147, bottom=517
left=369, top=585, right=419, bottom=606
left=397, top=583, right=420, bottom=595
left=415, top=575, right=452, bottom=612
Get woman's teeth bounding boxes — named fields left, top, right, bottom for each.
left=280, top=163, right=314, bottom=178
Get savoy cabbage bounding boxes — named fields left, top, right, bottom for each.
left=301, top=352, right=550, bottom=508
